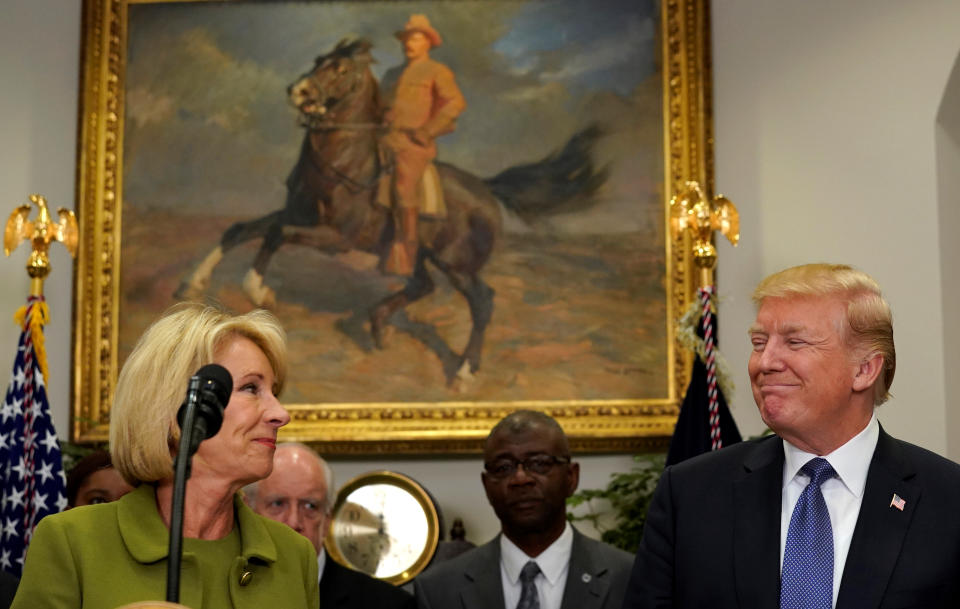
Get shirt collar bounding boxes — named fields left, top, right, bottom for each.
left=782, top=411, right=879, bottom=497
left=317, top=547, right=326, bottom=584
left=499, top=521, right=573, bottom=586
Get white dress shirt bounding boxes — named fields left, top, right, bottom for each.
left=780, top=412, right=879, bottom=608
left=316, top=546, right=326, bottom=585
left=500, top=522, right=573, bottom=609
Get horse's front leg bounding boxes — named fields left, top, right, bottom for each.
left=175, top=211, right=283, bottom=301
left=242, top=224, right=357, bottom=309
left=242, top=220, right=290, bottom=309
left=175, top=244, right=224, bottom=300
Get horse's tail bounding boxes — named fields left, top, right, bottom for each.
left=484, top=123, right=609, bottom=222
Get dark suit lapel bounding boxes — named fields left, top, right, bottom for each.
left=560, top=529, right=608, bottom=609
left=319, top=559, right=349, bottom=608
left=460, top=539, right=506, bottom=609
left=836, top=427, right=919, bottom=609
left=732, top=436, right=784, bottom=608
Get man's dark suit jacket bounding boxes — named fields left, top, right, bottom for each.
left=623, top=427, right=960, bottom=608
left=414, top=527, right=633, bottom=609
left=320, top=556, right=415, bottom=609
left=0, top=570, right=17, bottom=609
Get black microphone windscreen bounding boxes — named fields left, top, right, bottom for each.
left=195, top=363, right=232, bottom=408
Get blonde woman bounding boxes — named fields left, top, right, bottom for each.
left=13, top=304, right=319, bottom=609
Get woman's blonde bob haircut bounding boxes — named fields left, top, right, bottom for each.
left=751, top=263, right=895, bottom=406
left=109, top=303, right=287, bottom=486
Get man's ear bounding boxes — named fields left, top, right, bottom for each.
left=566, top=462, right=580, bottom=497
left=481, top=470, right=492, bottom=497
left=852, top=352, right=884, bottom=393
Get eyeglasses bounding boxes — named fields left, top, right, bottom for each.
left=483, top=455, right=572, bottom=479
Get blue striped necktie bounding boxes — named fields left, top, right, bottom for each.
left=780, top=457, right=837, bottom=609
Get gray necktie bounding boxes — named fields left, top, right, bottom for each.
left=517, top=561, right=541, bottom=609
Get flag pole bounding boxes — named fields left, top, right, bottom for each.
left=5, top=193, right=79, bottom=295
left=665, top=181, right=742, bottom=464
left=0, top=193, right=78, bottom=576
left=669, top=180, right=739, bottom=290
left=4, top=193, right=78, bottom=386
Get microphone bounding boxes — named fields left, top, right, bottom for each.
left=176, top=363, right=232, bottom=452
left=167, top=363, right=232, bottom=604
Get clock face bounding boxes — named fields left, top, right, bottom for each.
left=326, top=472, right=439, bottom=585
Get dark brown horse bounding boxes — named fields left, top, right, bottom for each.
left=177, top=38, right=606, bottom=382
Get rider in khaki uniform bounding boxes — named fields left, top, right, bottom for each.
left=382, top=14, right=466, bottom=276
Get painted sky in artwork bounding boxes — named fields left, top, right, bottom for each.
left=123, top=0, right=661, bottom=234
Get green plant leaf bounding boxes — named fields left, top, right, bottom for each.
left=566, top=453, right=665, bottom=552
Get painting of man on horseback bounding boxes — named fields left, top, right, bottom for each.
left=177, top=20, right=607, bottom=382
left=119, top=1, right=665, bottom=401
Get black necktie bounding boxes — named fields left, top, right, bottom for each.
left=516, top=560, right=541, bottom=609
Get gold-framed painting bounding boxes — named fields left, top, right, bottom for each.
left=72, top=0, right=716, bottom=454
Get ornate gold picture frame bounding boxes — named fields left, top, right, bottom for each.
left=72, top=0, right=715, bottom=454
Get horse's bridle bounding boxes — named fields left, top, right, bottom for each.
left=295, top=71, right=392, bottom=193
left=296, top=64, right=367, bottom=131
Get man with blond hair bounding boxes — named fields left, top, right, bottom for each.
left=623, top=263, right=960, bottom=608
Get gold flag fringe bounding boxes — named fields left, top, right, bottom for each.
left=676, top=298, right=734, bottom=401
left=13, top=300, right=50, bottom=385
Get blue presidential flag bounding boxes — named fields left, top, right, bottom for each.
left=0, top=296, right=67, bottom=577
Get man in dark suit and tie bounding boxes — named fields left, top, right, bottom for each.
left=623, top=263, right=960, bottom=608
left=415, top=410, right=633, bottom=609
left=245, top=443, right=415, bottom=609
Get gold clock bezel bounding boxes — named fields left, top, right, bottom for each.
left=325, top=471, right=440, bottom=585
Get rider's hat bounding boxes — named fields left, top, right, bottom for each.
left=395, top=14, right=442, bottom=47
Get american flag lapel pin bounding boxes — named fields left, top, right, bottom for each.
left=889, top=493, right=906, bottom=511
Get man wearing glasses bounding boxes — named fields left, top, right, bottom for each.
left=414, top=410, right=633, bottom=609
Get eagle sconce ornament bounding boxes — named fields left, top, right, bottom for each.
left=4, top=194, right=78, bottom=294
left=669, top=181, right=739, bottom=287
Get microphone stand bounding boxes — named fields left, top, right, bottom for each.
left=166, top=377, right=202, bottom=605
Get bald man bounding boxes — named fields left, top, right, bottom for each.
left=414, top=410, right=633, bottom=609
left=245, top=443, right=415, bottom=609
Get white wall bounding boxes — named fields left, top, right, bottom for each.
left=3, top=0, right=960, bottom=546
left=713, top=0, right=960, bottom=458
left=936, top=53, right=960, bottom=458
left=0, top=0, right=80, bottom=435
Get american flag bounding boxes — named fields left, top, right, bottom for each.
left=0, top=296, right=67, bottom=577
left=890, top=493, right=906, bottom=512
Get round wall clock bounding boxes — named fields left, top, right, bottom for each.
left=325, top=470, right=441, bottom=585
